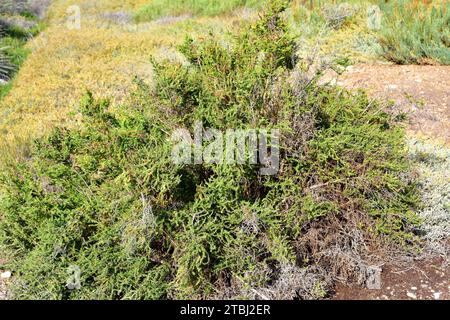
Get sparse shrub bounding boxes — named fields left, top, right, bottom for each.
left=0, top=1, right=420, bottom=299
left=27, top=0, right=52, bottom=19
left=378, top=0, right=450, bottom=65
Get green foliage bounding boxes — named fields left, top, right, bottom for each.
left=0, top=0, right=420, bottom=299
left=134, top=0, right=263, bottom=22
left=378, top=0, right=450, bottom=65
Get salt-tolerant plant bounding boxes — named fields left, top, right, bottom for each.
left=408, top=139, right=450, bottom=256
left=0, top=0, right=421, bottom=300
left=322, top=2, right=355, bottom=29
left=378, top=0, right=450, bottom=65
left=134, top=0, right=262, bottom=22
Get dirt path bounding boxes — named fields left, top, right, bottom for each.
left=331, top=64, right=450, bottom=300
left=337, top=64, right=450, bottom=145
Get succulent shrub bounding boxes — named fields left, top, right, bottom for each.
left=378, top=0, right=450, bottom=65
left=0, top=0, right=420, bottom=299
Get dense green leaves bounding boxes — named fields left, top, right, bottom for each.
left=0, top=1, right=420, bottom=299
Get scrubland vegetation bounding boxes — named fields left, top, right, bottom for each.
left=0, top=0, right=448, bottom=300
left=378, top=0, right=449, bottom=65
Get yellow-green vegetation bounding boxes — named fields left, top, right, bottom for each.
left=134, top=0, right=263, bottom=22
left=0, top=1, right=421, bottom=299
left=0, top=0, right=255, bottom=159
left=3, top=0, right=447, bottom=162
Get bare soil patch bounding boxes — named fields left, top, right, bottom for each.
left=337, top=64, right=449, bottom=145
left=333, top=257, right=449, bottom=300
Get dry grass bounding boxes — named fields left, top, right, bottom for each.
left=0, top=0, right=384, bottom=159
left=0, top=0, right=254, bottom=158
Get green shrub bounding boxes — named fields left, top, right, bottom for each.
left=378, top=0, right=450, bottom=65
left=0, top=0, right=420, bottom=299
left=134, top=0, right=262, bottom=22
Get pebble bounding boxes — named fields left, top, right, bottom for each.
left=0, top=271, right=11, bottom=279
left=411, top=287, right=417, bottom=290
left=406, top=292, right=417, bottom=299
left=433, top=292, right=441, bottom=300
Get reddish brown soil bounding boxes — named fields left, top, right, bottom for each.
left=333, top=258, right=449, bottom=300
left=336, top=64, right=450, bottom=145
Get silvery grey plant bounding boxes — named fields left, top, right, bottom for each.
left=0, top=1, right=26, bottom=15
left=0, top=25, right=14, bottom=82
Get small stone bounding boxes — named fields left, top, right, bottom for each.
left=411, top=287, right=417, bottom=291
left=0, top=271, right=11, bottom=279
left=433, top=292, right=441, bottom=300
left=406, top=292, right=417, bottom=299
